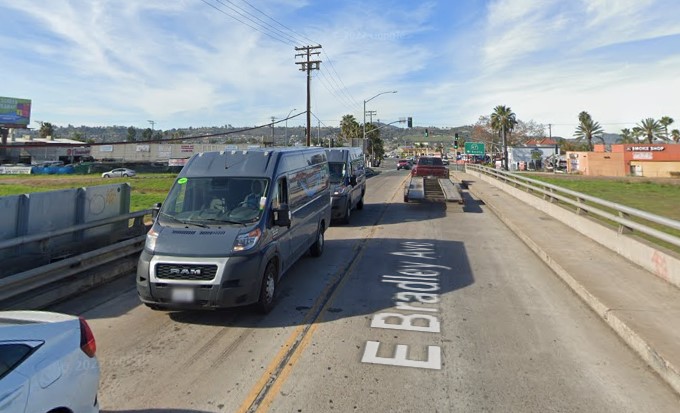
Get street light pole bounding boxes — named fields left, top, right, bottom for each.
left=285, top=108, right=296, bottom=147
left=363, top=90, right=397, bottom=165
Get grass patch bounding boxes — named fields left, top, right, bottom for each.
left=0, top=173, right=176, bottom=212
left=523, top=173, right=680, bottom=253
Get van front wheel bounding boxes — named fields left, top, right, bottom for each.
left=257, top=261, right=277, bottom=314
left=310, top=223, right=325, bottom=257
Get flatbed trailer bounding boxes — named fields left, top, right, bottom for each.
left=403, top=175, right=464, bottom=204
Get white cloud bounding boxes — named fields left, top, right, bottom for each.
left=1, top=0, right=678, bottom=136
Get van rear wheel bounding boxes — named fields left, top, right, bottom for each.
left=310, top=223, right=325, bottom=257
left=357, top=194, right=364, bottom=210
left=257, top=261, right=277, bottom=314
left=341, top=202, right=351, bottom=225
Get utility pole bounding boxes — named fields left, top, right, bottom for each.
left=548, top=123, right=552, bottom=139
left=148, top=120, right=155, bottom=142
left=295, top=45, right=322, bottom=146
left=317, top=119, right=321, bottom=146
left=270, top=116, right=276, bottom=147
left=502, top=123, right=508, bottom=171
left=366, top=110, right=376, bottom=124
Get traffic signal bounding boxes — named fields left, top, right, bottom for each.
left=454, top=132, right=459, bottom=149
left=424, top=128, right=429, bottom=137
left=407, top=117, right=412, bottom=128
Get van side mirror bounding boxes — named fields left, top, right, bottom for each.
left=152, top=202, right=162, bottom=220
left=273, top=204, right=291, bottom=227
left=349, top=176, right=357, bottom=186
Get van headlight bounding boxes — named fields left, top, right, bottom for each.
left=145, top=228, right=159, bottom=253
left=233, top=228, right=262, bottom=252
left=333, top=185, right=348, bottom=195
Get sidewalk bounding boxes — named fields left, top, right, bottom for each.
left=451, top=171, right=680, bottom=396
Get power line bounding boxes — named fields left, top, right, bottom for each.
left=199, top=0, right=361, bottom=128
left=217, top=0, right=300, bottom=45
left=316, top=71, right=361, bottom=113
left=321, top=52, right=362, bottom=108
left=1, top=113, right=308, bottom=149
left=237, top=0, right=317, bottom=45
left=198, top=0, right=293, bottom=45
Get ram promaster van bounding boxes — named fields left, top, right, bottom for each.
left=136, top=147, right=331, bottom=313
left=325, top=147, right=366, bottom=224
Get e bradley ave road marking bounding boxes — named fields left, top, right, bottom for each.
left=361, top=241, right=450, bottom=370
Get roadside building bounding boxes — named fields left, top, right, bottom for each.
left=567, top=144, right=680, bottom=178
left=507, top=138, right=560, bottom=171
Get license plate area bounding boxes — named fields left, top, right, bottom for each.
left=171, top=287, right=195, bottom=303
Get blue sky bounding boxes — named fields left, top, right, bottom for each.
left=1, top=0, right=679, bottom=139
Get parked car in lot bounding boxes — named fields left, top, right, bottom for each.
left=397, top=159, right=411, bottom=170
left=102, top=167, right=136, bottom=178
left=0, top=311, right=100, bottom=413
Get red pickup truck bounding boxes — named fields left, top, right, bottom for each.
left=411, top=156, right=449, bottom=178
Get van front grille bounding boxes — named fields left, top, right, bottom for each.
left=155, top=263, right=218, bottom=281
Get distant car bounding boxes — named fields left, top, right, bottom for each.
left=397, top=159, right=411, bottom=170
left=102, top=167, right=136, bottom=178
left=0, top=311, right=100, bottom=413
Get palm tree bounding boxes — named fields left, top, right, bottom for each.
left=490, top=105, right=517, bottom=170
left=340, top=114, right=360, bottom=144
left=660, top=116, right=674, bottom=140
left=671, top=129, right=680, bottom=143
left=635, top=118, right=665, bottom=144
left=573, top=111, right=603, bottom=151
left=618, top=128, right=636, bottom=144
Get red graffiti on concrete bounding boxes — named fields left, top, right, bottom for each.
left=651, top=251, right=669, bottom=281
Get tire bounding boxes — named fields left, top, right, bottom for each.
left=404, top=195, right=409, bottom=203
left=123, top=173, right=129, bottom=177
left=341, top=200, right=351, bottom=225
left=257, top=261, right=278, bottom=314
left=103, top=174, right=110, bottom=178
left=357, top=194, right=364, bottom=210
left=309, top=223, right=325, bottom=257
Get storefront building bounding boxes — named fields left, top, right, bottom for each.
left=567, top=144, right=680, bottom=178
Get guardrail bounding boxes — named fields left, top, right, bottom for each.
left=0, top=209, right=153, bottom=309
left=464, top=164, right=680, bottom=287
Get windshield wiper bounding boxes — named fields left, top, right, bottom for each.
left=203, top=218, right=246, bottom=225
left=159, top=212, right=208, bottom=228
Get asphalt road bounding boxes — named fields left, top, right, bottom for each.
left=51, top=166, right=680, bottom=412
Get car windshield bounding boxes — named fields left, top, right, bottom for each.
left=417, top=157, right=443, bottom=166
left=328, top=162, right=345, bottom=183
left=159, top=176, right=269, bottom=225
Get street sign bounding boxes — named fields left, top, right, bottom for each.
left=465, top=142, right=485, bottom=155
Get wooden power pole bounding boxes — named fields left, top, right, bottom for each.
left=295, top=45, right=321, bottom=146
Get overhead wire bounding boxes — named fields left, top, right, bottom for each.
left=1, top=113, right=309, bottom=149
left=198, top=0, right=294, bottom=46
left=216, top=0, right=301, bottom=45
left=198, top=0, right=363, bottom=120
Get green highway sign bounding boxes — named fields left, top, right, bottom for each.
left=464, top=142, right=485, bottom=155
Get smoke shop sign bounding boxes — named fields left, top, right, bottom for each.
left=627, top=146, right=665, bottom=152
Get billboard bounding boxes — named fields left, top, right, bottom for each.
left=0, top=96, right=32, bottom=128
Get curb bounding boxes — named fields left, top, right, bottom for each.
left=466, top=183, right=680, bottom=396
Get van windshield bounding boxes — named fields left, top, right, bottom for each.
left=159, top=176, right=269, bottom=225
left=328, top=162, right=345, bottom=183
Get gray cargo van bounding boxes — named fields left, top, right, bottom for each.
left=326, top=147, right=366, bottom=224
left=136, top=147, right=331, bottom=313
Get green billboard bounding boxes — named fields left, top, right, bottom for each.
left=464, top=142, right=485, bottom=155
left=0, top=96, right=32, bottom=128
